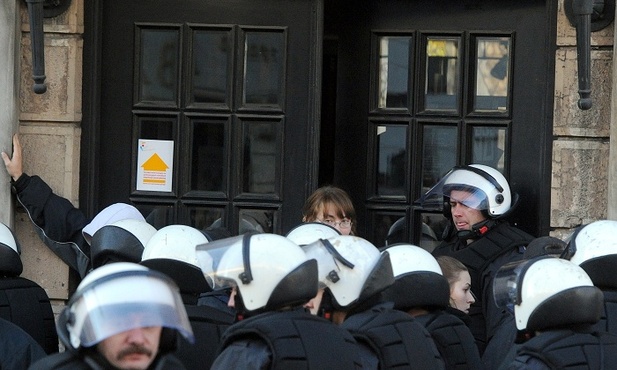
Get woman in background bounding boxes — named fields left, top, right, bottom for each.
left=302, top=185, right=357, bottom=236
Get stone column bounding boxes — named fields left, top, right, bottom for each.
left=0, top=1, right=19, bottom=226
left=609, top=6, right=617, bottom=220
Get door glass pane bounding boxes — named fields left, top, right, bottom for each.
left=421, top=125, right=457, bottom=194
left=243, top=31, right=285, bottom=106
left=474, top=37, right=511, bottom=112
left=138, top=204, right=174, bottom=230
left=378, top=36, right=411, bottom=108
left=137, top=28, right=180, bottom=103
left=424, top=37, right=460, bottom=111
left=190, top=207, right=225, bottom=232
left=239, top=209, right=275, bottom=233
left=191, top=29, right=232, bottom=105
left=471, top=126, right=506, bottom=172
left=242, top=120, right=280, bottom=194
left=138, top=115, right=175, bottom=140
left=375, top=212, right=407, bottom=247
left=421, top=212, right=447, bottom=252
left=376, top=125, right=407, bottom=196
left=191, top=118, right=227, bottom=192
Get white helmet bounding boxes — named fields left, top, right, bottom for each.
left=382, top=244, right=450, bottom=309
left=302, top=235, right=394, bottom=309
left=493, top=257, right=603, bottom=331
left=82, top=203, right=146, bottom=244
left=61, top=262, right=193, bottom=350
left=141, top=225, right=210, bottom=295
left=562, top=220, right=617, bottom=289
left=141, top=225, right=208, bottom=268
left=0, top=223, right=22, bottom=276
left=285, top=222, right=341, bottom=246
left=196, top=233, right=317, bottom=313
left=418, top=164, right=513, bottom=218
left=90, top=219, right=157, bottom=268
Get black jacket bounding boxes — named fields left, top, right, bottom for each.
left=12, top=174, right=90, bottom=278
left=0, top=317, right=46, bottom=370
left=432, top=221, right=533, bottom=352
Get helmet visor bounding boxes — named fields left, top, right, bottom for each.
left=196, top=234, right=248, bottom=290
left=70, top=273, right=193, bottom=347
left=302, top=239, right=354, bottom=288
left=492, top=259, right=530, bottom=308
left=415, top=168, right=488, bottom=211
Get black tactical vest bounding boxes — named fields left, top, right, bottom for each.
left=342, top=304, right=445, bottom=370
left=220, top=310, right=362, bottom=370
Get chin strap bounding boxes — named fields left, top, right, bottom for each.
left=456, top=219, right=499, bottom=241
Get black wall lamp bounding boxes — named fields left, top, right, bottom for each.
left=24, top=0, right=72, bottom=94
left=564, top=0, right=615, bottom=110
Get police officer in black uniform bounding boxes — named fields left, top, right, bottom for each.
left=494, top=256, right=617, bottom=369
left=140, top=224, right=235, bottom=370
left=303, top=235, right=445, bottom=369
left=418, top=164, right=534, bottom=354
left=30, top=263, right=194, bottom=370
left=382, top=244, right=483, bottom=369
left=562, top=220, right=617, bottom=335
left=196, top=233, right=362, bottom=370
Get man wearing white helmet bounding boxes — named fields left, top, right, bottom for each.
left=561, top=220, right=617, bottom=335
left=29, top=262, right=194, bottom=370
left=382, top=244, right=483, bottom=370
left=418, top=164, right=534, bottom=355
left=285, top=222, right=341, bottom=316
left=494, top=257, right=617, bottom=369
left=140, top=224, right=235, bottom=370
left=304, top=235, right=445, bottom=369
left=2, top=134, right=147, bottom=279
left=196, top=233, right=363, bottom=369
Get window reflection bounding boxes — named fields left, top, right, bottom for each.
left=381, top=214, right=407, bottom=247
left=421, top=125, right=457, bottom=193
left=420, top=212, right=447, bottom=252
left=378, top=36, right=411, bottom=108
left=471, top=126, right=506, bottom=172
left=243, top=31, right=285, bottom=106
left=239, top=209, right=274, bottom=233
left=191, top=208, right=225, bottom=232
left=475, top=37, right=510, bottom=112
left=376, top=125, right=407, bottom=196
left=138, top=28, right=180, bottom=102
left=242, top=121, right=280, bottom=194
left=424, top=37, right=459, bottom=110
left=137, top=204, right=174, bottom=230
left=192, top=30, right=232, bottom=104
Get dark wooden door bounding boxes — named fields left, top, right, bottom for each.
left=328, top=0, right=554, bottom=248
left=84, top=0, right=322, bottom=234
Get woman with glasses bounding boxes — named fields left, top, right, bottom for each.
left=302, top=186, right=357, bottom=235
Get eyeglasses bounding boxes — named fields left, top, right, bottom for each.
left=317, top=219, right=352, bottom=229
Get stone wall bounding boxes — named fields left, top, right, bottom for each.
left=551, top=0, right=614, bottom=240
left=15, top=0, right=84, bottom=315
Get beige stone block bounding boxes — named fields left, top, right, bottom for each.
left=553, top=48, right=612, bottom=137
left=20, top=33, right=83, bottom=122
left=551, top=139, right=608, bottom=228
left=20, top=0, right=84, bottom=34
left=15, top=212, right=69, bottom=300
left=17, top=125, right=81, bottom=204
left=556, top=0, right=614, bottom=47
